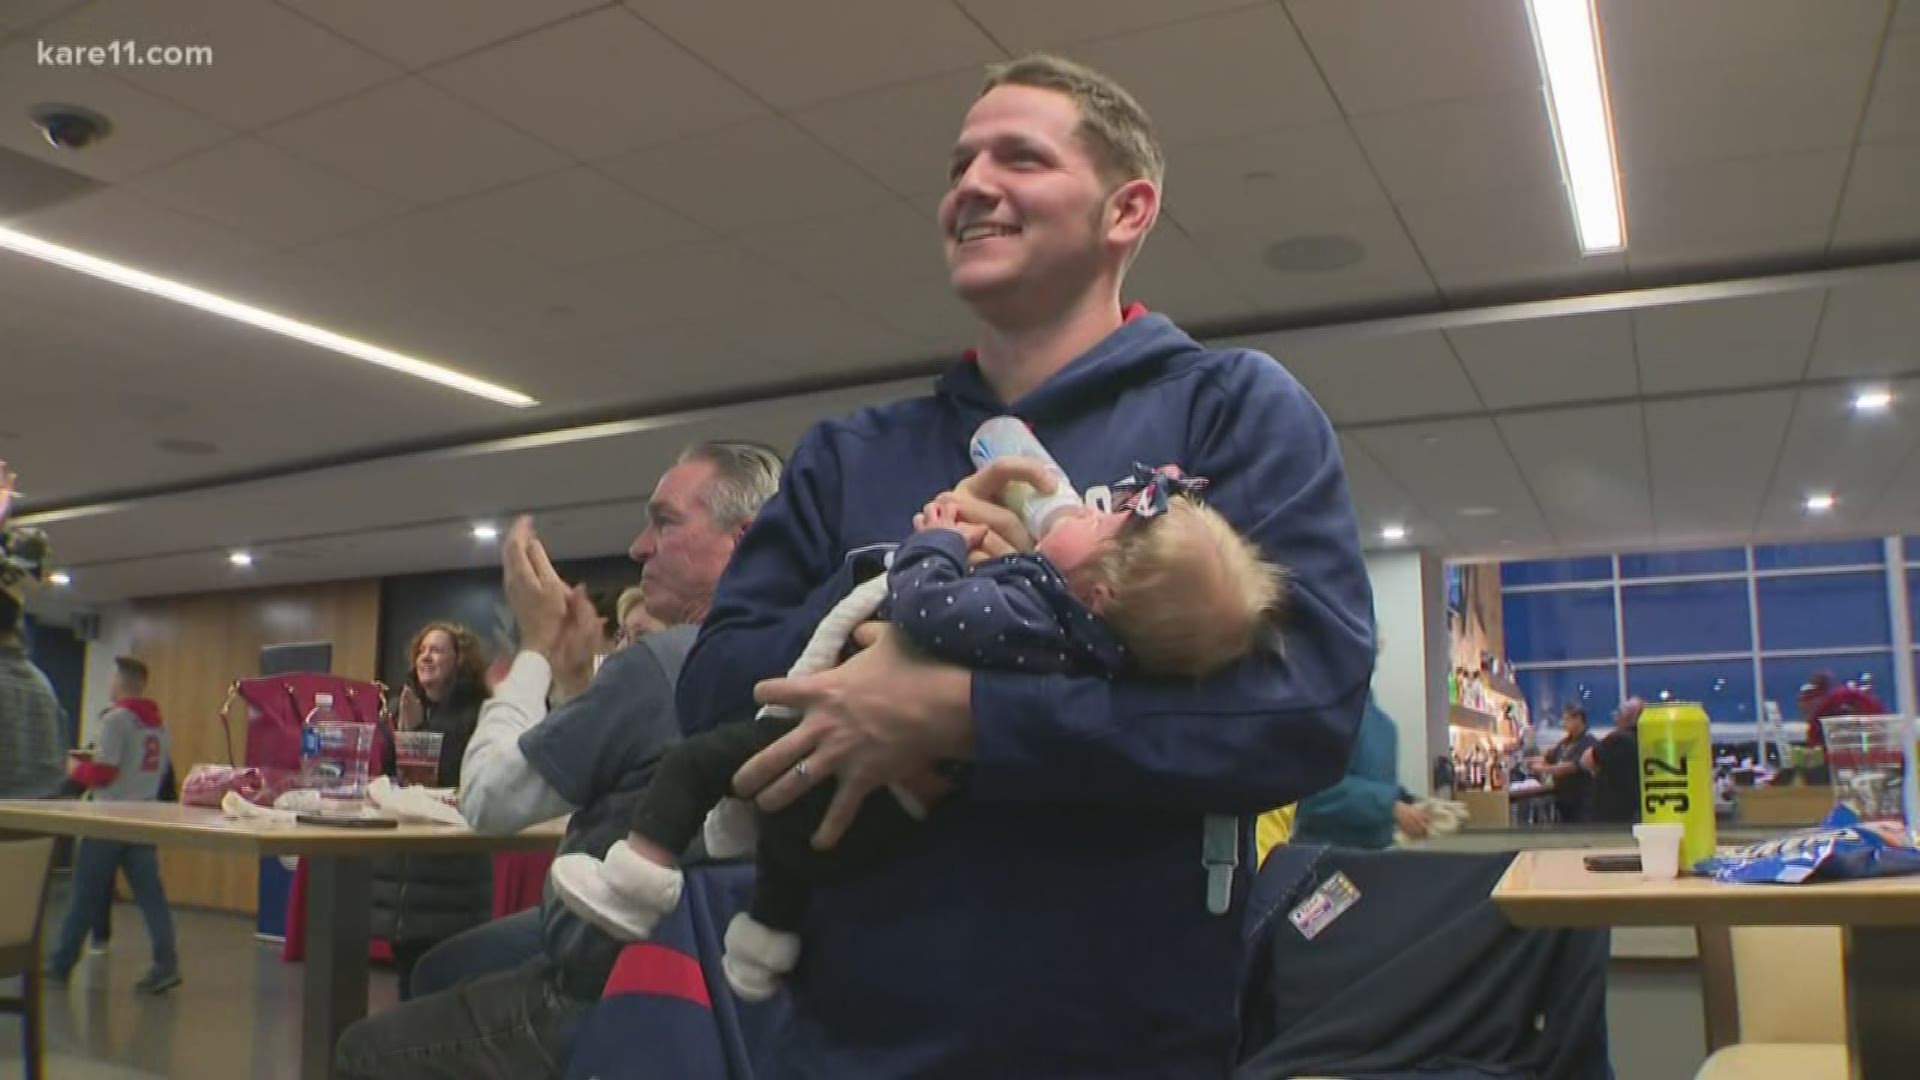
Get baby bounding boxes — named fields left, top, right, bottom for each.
left=551, top=463, right=1286, bottom=999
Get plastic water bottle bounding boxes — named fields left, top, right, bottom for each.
left=968, top=417, right=1083, bottom=540
left=301, top=693, right=373, bottom=809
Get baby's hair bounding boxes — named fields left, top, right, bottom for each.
left=1092, top=498, right=1286, bottom=678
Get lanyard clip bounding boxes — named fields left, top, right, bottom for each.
left=1202, top=813, right=1240, bottom=915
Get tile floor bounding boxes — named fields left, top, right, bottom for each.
left=2, top=876, right=399, bottom=1079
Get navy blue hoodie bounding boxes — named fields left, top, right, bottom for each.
left=677, top=310, right=1375, bottom=1078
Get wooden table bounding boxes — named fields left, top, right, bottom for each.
left=1495, top=847, right=1920, bottom=1078
left=0, top=800, right=564, bottom=1079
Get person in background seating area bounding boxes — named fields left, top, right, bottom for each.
left=615, top=585, right=666, bottom=648
left=1531, top=704, right=1598, bottom=824
left=0, top=461, right=65, bottom=801
left=379, top=621, right=494, bottom=999
left=1292, top=696, right=1429, bottom=850
left=1584, top=697, right=1642, bottom=825
left=45, top=656, right=181, bottom=994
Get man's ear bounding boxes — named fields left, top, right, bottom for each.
left=1087, top=579, right=1116, bottom=615
left=1105, top=177, right=1159, bottom=249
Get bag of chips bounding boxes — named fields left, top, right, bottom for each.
left=1696, top=805, right=1920, bottom=884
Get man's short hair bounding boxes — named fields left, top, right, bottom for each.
left=114, top=655, right=149, bottom=692
left=981, top=53, right=1166, bottom=189
left=1563, top=704, right=1587, bottom=723
left=0, top=591, right=20, bottom=635
left=677, top=441, right=784, bottom=532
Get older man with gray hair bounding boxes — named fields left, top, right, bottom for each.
left=335, top=439, right=783, bottom=1080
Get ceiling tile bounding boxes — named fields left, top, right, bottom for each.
left=1223, top=329, right=1482, bottom=423
left=624, top=0, right=1002, bottom=108
left=1351, top=417, right=1552, bottom=549
left=735, top=198, right=947, bottom=311
left=1067, top=5, right=1339, bottom=145
left=0, top=0, right=85, bottom=34
left=699, top=291, right=930, bottom=376
left=1187, top=199, right=1439, bottom=318
left=1633, top=290, right=1826, bottom=394
left=1353, top=90, right=1562, bottom=207
left=1498, top=403, right=1653, bottom=541
left=1758, top=382, right=1920, bottom=532
left=1833, top=140, right=1920, bottom=248
left=956, top=0, right=1263, bottom=50
left=1808, top=271, right=1920, bottom=378
left=1123, top=217, right=1258, bottom=329
left=1899, top=0, right=1920, bottom=33
left=427, top=7, right=768, bottom=159
left=571, top=240, right=802, bottom=327
left=1645, top=389, right=1794, bottom=540
left=1863, top=34, right=1920, bottom=143
left=281, top=0, right=608, bottom=68
left=1447, top=311, right=1637, bottom=410
left=0, top=43, right=234, bottom=181
left=127, top=137, right=404, bottom=248
left=1599, top=0, right=1889, bottom=69
left=1623, top=150, right=1848, bottom=274
left=45, top=0, right=399, bottom=129
left=601, top=116, right=896, bottom=233
left=1286, top=0, right=1542, bottom=116
left=1609, top=41, right=1877, bottom=174
left=1398, top=182, right=1628, bottom=298
left=11, top=187, right=265, bottom=279
left=1167, top=122, right=1388, bottom=237
left=295, top=211, right=551, bottom=319
left=260, top=78, right=566, bottom=204
left=792, top=68, right=981, bottom=198
left=1335, top=434, right=1451, bottom=549
left=438, top=166, right=712, bottom=268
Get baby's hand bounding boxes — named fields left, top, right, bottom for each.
left=916, top=501, right=960, bottom=531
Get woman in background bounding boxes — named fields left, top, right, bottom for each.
left=379, top=621, right=493, bottom=998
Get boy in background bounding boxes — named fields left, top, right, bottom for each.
left=46, top=656, right=181, bottom=994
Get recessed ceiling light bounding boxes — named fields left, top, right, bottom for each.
left=471, top=523, right=499, bottom=541
left=1852, top=388, right=1893, bottom=414
left=1525, top=0, right=1626, bottom=253
left=1804, top=493, right=1835, bottom=514
left=228, top=550, right=254, bottom=568
left=47, top=570, right=71, bottom=587
left=0, top=226, right=539, bottom=408
left=1380, top=524, right=1407, bottom=542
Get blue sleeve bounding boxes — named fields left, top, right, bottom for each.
left=968, top=354, right=1375, bottom=814
left=519, top=644, right=681, bottom=807
left=1295, top=701, right=1400, bottom=835
left=677, top=425, right=868, bottom=737
left=889, top=530, right=1066, bottom=656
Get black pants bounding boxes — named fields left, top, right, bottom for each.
left=333, top=960, right=587, bottom=1080
left=630, top=715, right=922, bottom=932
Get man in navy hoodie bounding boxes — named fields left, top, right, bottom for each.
left=677, top=54, right=1375, bottom=1078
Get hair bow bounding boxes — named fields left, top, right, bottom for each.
left=1110, top=463, right=1210, bottom=519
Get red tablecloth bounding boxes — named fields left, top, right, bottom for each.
left=493, top=849, right=555, bottom=917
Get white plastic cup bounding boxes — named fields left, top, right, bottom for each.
left=1632, top=822, right=1686, bottom=880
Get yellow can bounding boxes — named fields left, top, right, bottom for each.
left=1638, top=702, right=1718, bottom=868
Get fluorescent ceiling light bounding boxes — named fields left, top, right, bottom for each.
left=1852, top=388, right=1893, bottom=414
left=471, top=523, right=500, bottom=541
left=0, top=225, right=538, bottom=409
left=47, top=570, right=71, bottom=586
left=1380, top=524, right=1407, bottom=542
left=228, top=550, right=254, bottom=568
left=1803, top=493, right=1835, bottom=514
left=1526, top=0, right=1626, bottom=253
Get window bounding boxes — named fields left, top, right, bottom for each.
left=1906, top=536, right=1919, bottom=563
left=1621, top=579, right=1751, bottom=656
left=1502, top=556, right=1613, bottom=586
left=1505, top=588, right=1618, bottom=663
left=1756, top=572, right=1891, bottom=651
left=1626, top=659, right=1757, bottom=723
left=1760, top=653, right=1895, bottom=715
left=1909, top=568, right=1920, bottom=640
left=1516, top=666, right=1620, bottom=730
left=1620, top=548, right=1746, bottom=578
left=1753, top=539, right=1884, bottom=571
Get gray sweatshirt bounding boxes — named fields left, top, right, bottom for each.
left=0, top=643, right=65, bottom=798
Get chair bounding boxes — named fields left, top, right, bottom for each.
left=1693, top=927, right=1848, bottom=1080
left=0, top=837, right=57, bottom=1080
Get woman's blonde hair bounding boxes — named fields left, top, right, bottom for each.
left=1091, top=499, right=1286, bottom=678
left=615, top=586, right=648, bottom=628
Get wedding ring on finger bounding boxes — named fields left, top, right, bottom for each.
left=794, top=757, right=812, bottom=781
